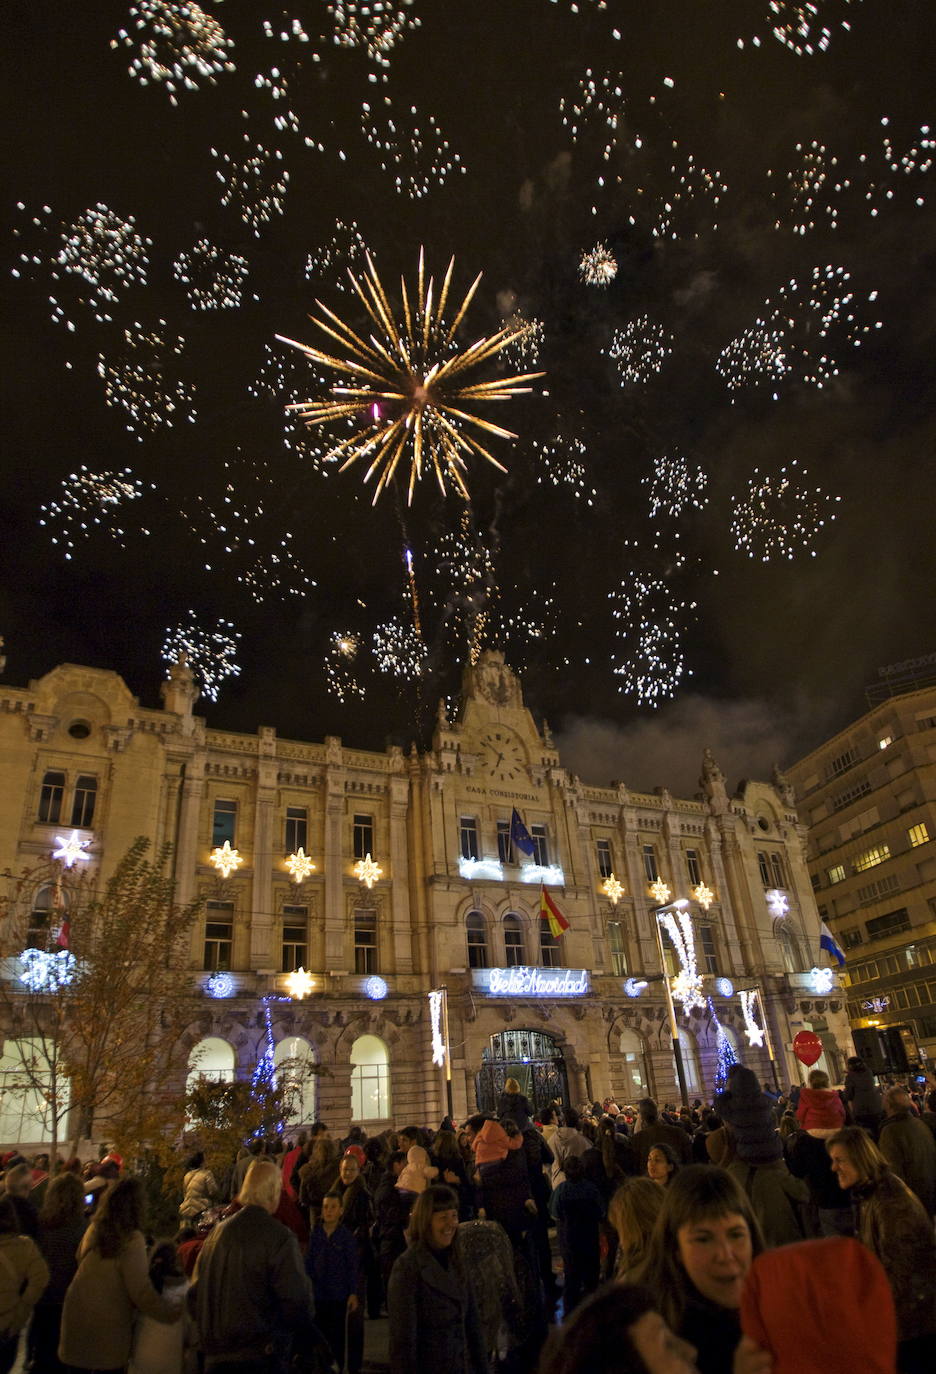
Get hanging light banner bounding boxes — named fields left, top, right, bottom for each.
left=428, top=988, right=446, bottom=1066
left=472, top=966, right=589, bottom=997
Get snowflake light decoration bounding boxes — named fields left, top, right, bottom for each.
left=112, top=2, right=236, bottom=106
left=766, top=888, right=789, bottom=916
left=284, top=967, right=314, bottom=999
left=364, top=975, right=389, bottom=1000
left=19, top=948, right=78, bottom=994
left=715, top=976, right=735, bottom=999
left=206, top=971, right=236, bottom=998
left=649, top=878, right=671, bottom=904
left=579, top=243, right=618, bottom=286
left=285, top=848, right=316, bottom=883
left=739, top=989, right=766, bottom=1047
left=670, top=969, right=706, bottom=1014
left=209, top=840, right=243, bottom=880
left=354, top=854, right=382, bottom=888
left=53, top=832, right=93, bottom=869
left=602, top=874, right=624, bottom=904
left=693, top=883, right=714, bottom=911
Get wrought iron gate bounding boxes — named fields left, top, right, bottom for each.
left=475, top=1028, right=569, bottom=1116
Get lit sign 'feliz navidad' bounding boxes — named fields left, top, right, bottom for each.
left=474, top=966, right=589, bottom=997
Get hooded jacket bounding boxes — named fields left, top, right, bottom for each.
left=795, top=1087, right=846, bottom=1135
left=843, top=1061, right=883, bottom=1120
left=396, top=1145, right=439, bottom=1195
left=473, top=1119, right=522, bottom=1166
left=716, top=1066, right=783, bottom=1166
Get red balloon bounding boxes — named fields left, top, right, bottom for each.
left=793, top=1030, right=823, bottom=1067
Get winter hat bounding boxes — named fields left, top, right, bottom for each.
left=396, top=1144, right=438, bottom=1194
left=343, top=1145, right=366, bottom=1167
left=741, top=1237, right=897, bottom=1374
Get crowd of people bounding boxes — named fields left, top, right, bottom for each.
left=0, top=1059, right=934, bottom=1374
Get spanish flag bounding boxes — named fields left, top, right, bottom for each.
left=540, top=886, right=570, bottom=938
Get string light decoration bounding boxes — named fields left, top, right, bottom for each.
left=209, top=840, right=243, bottom=880
left=19, top=948, right=78, bottom=994
left=602, top=874, right=624, bottom=904
left=112, top=2, right=236, bottom=104
left=329, top=2, right=421, bottom=70
left=97, top=319, right=197, bottom=439
left=50, top=205, right=151, bottom=326
left=739, top=989, right=766, bottom=1047
left=324, top=631, right=366, bottom=702
left=731, top=462, right=840, bottom=562
left=212, top=135, right=289, bottom=235
left=624, top=977, right=649, bottom=997
left=428, top=988, right=446, bottom=1067
left=693, top=883, right=714, bottom=911
left=161, top=612, right=241, bottom=703
left=278, top=249, right=542, bottom=503
left=52, top=832, right=93, bottom=869
left=610, top=574, right=694, bottom=707
left=361, top=97, right=465, bottom=199
left=284, top=967, right=314, bottom=999
left=649, top=878, right=671, bottom=904
left=579, top=243, right=618, bottom=286
left=285, top=849, right=316, bottom=883
left=659, top=907, right=705, bottom=1013
left=172, top=238, right=250, bottom=309
left=353, top=854, right=382, bottom=888
left=643, top=451, right=708, bottom=521
left=737, top=1, right=860, bottom=56
left=39, top=467, right=153, bottom=560
left=708, top=996, right=738, bottom=1090
left=606, top=317, right=674, bottom=385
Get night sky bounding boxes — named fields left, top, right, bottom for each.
left=2, top=2, right=935, bottom=794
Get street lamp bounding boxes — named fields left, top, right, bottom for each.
left=651, top=897, right=691, bottom=1108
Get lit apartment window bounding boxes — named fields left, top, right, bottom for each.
left=608, top=922, right=627, bottom=976
left=285, top=806, right=308, bottom=852
left=204, top=902, right=234, bottom=970
left=879, top=736, right=893, bottom=750
left=38, top=771, right=65, bottom=824
left=757, top=852, right=771, bottom=886
left=353, top=814, right=374, bottom=861
left=854, top=844, right=891, bottom=873
left=642, top=845, right=659, bottom=883
left=281, top=906, right=308, bottom=972
left=460, top=817, right=480, bottom=861
left=466, top=912, right=488, bottom=969
left=354, top=909, right=378, bottom=974
left=503, top=914, right=524, bottom=966
left=26, top=886, right=56, bottom=949
left=770, top=853, right=785, bottom=889
left=530, top=824, right=549, bottom=867
left=70, top=775, right=98, bottom=828
left=686, top=849, right=702, bottom=887
left=596, top=839, right=613, bottom=879
left=908, top=823, right=930, bottom=848
left=497, top=820, right=513, bottom=865
left=827, top=865, right=846, bottom=885
left=212, top=799, right=237, bottom=848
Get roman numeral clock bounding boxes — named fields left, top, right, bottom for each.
left=477, top=728, right=527, bottom=783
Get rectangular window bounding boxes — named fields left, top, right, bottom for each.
left=908, top=822, right=930, bottom=848
left=540, top=927, right=561, bottom=968
left=865, top=908, right=911, bottom=941
left=203, top=902, right=234, bottom=970
left=353, top=814, right=374, bottom=861
left=827, top=748, right=859, bottom=778
left=879, top=736, right=893, bottom=750
left=70, top=775, right=97, bottom=828
left=354, top=909, right=377, bottom=974
left=757, top=852, right=771, bottom=886
left=608, top=922, right=627, bottom=976
left=212, top=799, right=237, bottom=848
left=642, top=845, right=659, bottom=883
left=281, top=905, right=308, bottom=972
left=686, top=849, right=702, bottom=887
left=38, top=771, right=65, bottom=824
left=504, top=919, right=524, bottom=967
left=466, top=916, right=489, bottom=969
left=770, top=853, right=785, bottom=889
left=530, top=824, right=549, bottom=867
left=827, top=864, right=846, bottom=885
left=497, top=820, right=514, bottom=866
left=699, top=924, right=718, bottom=974
left=832, top=779, right=872, bottom=811
left=842, top=927, right=864, bottom=950
left=284, top=806, right=308, bottom=853
left=596, top=839, right=613, bottom=879
left=460, top=816, right=480, bottom=861
left=854, top=843, right=891, bottom=873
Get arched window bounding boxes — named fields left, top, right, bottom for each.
left=677, top=1025, right=703, bottom=1096
left=466, top=912, right=488, bottom=969
left=539, top=924, right=561, bottom=968
left=503, top=913, right=525, bottom=967
left=0, top=1038, right=69, bottom=1143
left=185, top=1037, right=236, bottom=1098
left=618, top=1028, right=649, bottom=1100
left=350, top=1034, right=390, bottom=1122
left=776, top=921, right=804, bottom=974
left=273, top=1036, right=317, bottom=1125
left=26, top=885, right=67, bottom=951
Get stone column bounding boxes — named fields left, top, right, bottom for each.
left=387, top=768, right=413, bottom=973
left=323, top=741, right=348, bottom=972
left=172, top=752, right=204, bottom=907
left=250, top=747, right=278, bottom=972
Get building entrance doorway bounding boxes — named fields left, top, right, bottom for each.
left=475, top=1028, right=569, bottom=1117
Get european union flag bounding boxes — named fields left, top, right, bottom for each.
left=510, top=807, right=536, bottom=857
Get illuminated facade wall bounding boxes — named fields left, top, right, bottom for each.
left=0, top=652, right=851, bottom=1143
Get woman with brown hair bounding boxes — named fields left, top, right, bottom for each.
left=387, top=1183, right=486, bottom=1374
left=828, top=1125, right=936, bottom=1372
left=29, top=1172, right=88, bottom=1373
left=633, top=1164, right=764, bottom=1374
left=608, top=1177, right=665, bottom=1281
left=59, top=1176, right=180, bottom=1371
left=0, top=1196, right=48, bottom=1374
left=298, top=1134, right=340, bottom=1226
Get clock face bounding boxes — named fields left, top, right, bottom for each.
left=477, top=729, right=527, bottom=783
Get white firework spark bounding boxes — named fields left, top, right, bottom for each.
left=162, top=612, right=241, bottom=703
left=39, top=467, right=154, bottom=559
left=731, top=462, right=840, bottom=561
left=324, top=631, right=367, bottom=701
left=606, top=317, right=674, bottom=385
left=172, top=238, right=250, bottom=309
left=112, top=1, right=236, bottom=104
left=212, top=135, right=289, bottom=235
left=610, top=573, right=695, bottom=707
left=361, top=96, right=465, bottom=199
left=643, top=452, right=708, bottom=520
left=97, top=319, right=196, bottom=439
left=329, top=2, right=421, bottom=70
left=579, top=242, right=618, bottom=285
left=51, top=204, right=151, bottom=327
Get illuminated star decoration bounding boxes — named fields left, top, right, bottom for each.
left=285, top=848, right=316, bottom=883
left=694, top=883, right=714, bottom=911
left=53, top=832, right=93, bottom=869
left=602, top=874, right=624, bottom=904
left=285, top=967, right=314, bottom=999
left=739, top=989, right=766, bottom=1047
left=766, top=888, right=789, bottom=916
left=278, top=249, right=543, bottom=504
left=209, top=840, right=243, bottom=880
left=649, top=878, right=671, bottom=904
left=353, top=854, right=382, bottom=888
left=659, top=907, right=705, bottom=1013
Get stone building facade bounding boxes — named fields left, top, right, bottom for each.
left=0, top=651, right=853, bottom=1145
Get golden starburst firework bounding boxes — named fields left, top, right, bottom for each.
left=277, top=249, right=542, bottom=503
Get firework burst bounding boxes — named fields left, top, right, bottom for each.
left=278, top=250, right=543, bottom=503
left=162, top=612, right=241, bottom=703
left=112, top=2, right=236, bottom=104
